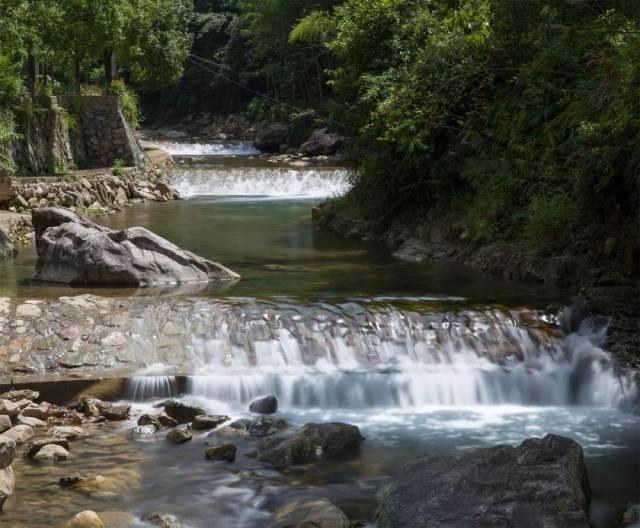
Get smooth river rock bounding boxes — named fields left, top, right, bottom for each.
left=58, top=510, right=104, bottom=528
left=33, top=443, right=70, bottom=462
left=192, top=414, right=230, bottom=431
left=0, top=436, right=16, bottom=468
left=258, top=422, right=363, bottom=467
left=2, top=424, right=34, bottom=444
left=0, top=415, right=11, bottom=434
left=163, top=400, right=206, bottom=423
left=376, top=434, right=591, bottom=528
left=249, top=395, right=278, bottom=414
left=166, top=428, right=192, bottom=444
left=269, top=497, right=350, bottom=528
left=204, top=443, right=237, bottom=462
left=32, top=207, right=240, bottom=287
left=0, top=466, right=15, bottom=509
left=143, top=512, right=186, bottom=528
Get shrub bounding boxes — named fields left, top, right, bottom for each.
left=0, top=110, right=17, bottom=175
left=112, top=158, right=125, bottom=176
left=110, top=80, right=142, bottom=128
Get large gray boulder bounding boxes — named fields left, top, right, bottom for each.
left=32, top=208, right=239, bottom=287
left=300, top=128, right=343, bottom=156
left=258, top=422, right=363, bottom=467
left=255, top=124, right=289, bottom=152
left=376, top=434, right=591, bottom=528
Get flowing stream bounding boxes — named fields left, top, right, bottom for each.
left=0, top=141, right=638, bottom=528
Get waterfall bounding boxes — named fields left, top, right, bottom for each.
left=155, top=141, right=259, bottom=156
left=168, top=166, right=349, bottom=198
left=124, top=365, right=178, bottom=401
left=122, top=300, right=636, bottom=410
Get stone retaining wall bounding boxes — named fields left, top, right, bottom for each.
left=57, top=96, right=143, bottom=169
left=11, top=96, right=144, bottom=176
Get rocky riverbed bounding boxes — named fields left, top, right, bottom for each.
left=2, top=385, right=637, bottom=528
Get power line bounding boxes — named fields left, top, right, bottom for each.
left=187, top=54, right=355, bottom=131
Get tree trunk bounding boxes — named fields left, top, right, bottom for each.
left=27, top=52, right=37, bottom=97
left=104, top=50, right=117, bottom=90
left=74, top=57, right=81, bottom=95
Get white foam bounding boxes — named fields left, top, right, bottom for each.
left=158, top=141, right=259, bottom=156
left=170, top=167, right=350, bottom=198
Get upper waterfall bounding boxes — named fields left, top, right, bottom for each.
left=169, top=166, right=350, bottom=198
left=157, top=141, right=260, bottom=156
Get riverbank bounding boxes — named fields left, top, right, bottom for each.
left=313, top=201, right=640, bottom=370
left=0, top=141, right=179, bottom=262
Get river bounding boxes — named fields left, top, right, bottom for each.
left=0, top=141, right=638, bottom=527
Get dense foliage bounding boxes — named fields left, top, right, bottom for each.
left=0, top=0, right=637, bottom=267
left=144, top=0, right=341, bottom=119
left=326, top=0, right=639, bottom=267
left=0, top=0, right=193, bottom=121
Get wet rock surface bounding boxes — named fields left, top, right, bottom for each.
left=57, top=510, right=105, bottom=528
left=192, top=414, right=230, bottom=431
left=249, top=395, right=278, bottom=415
left=0, top=465, right=14, bottom=509
left=269, top=497, right=351, bottom=528
left=258, top=422, right=363, bottom=467
left=217, top=417, right=288, bottom=438
left=163, top=400, right=206, bottom=424
left=166, top=428, right=193, bottom=444
left=204, top=443, right=237, bottom=462
left=376, top=434, right=590, bottom=528
left=32, top=207, right=240, bottom=287
left=143, top=512, right=186, bottom=528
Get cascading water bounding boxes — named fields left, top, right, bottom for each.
left=169, top=166, right=350, bottom=198
left=122, top=300, right=635, bottom=410
left=155, top=141, right=260, bottom=156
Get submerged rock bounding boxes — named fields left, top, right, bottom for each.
left=204, top=443, right=237, bottom=462
left=156, top=414, right=179, bottom=428
left=258, top=422, right=363, bottom=467
left=57, top=510, right=104, bottom=528
left=137, top=414, right=162, bottom=430
left=217, top=417, right=288, bottom=438
left=376, top=434, right=591, bottom=528
left=163, top=400, right=206, bottom=424
left=33, top=443, right=70, bottom=462
left=249, top=395, right=278, bottom=414
left=32, top=207, right=240, bottom=287
left=192, top=414, right=230, bottom=431
left=25, top=438, right=71, bottom=459
left=166, top=428, right=192, bottom=444
left=269, top=497, right=350, bottom=528
left=65, top=467, right=141, bottom=498
left=142, top=512, right=185, bottom=528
